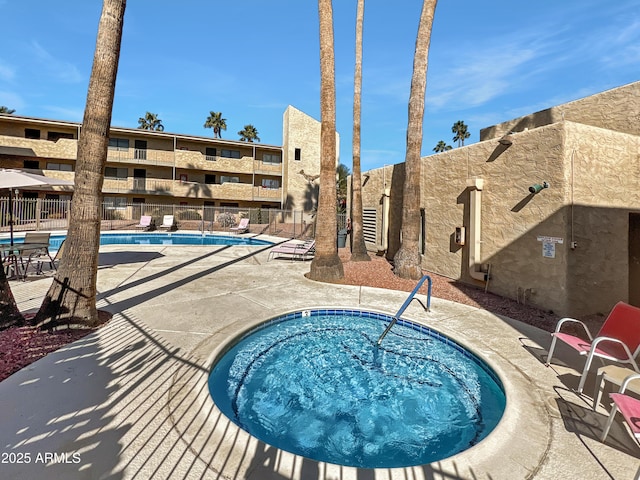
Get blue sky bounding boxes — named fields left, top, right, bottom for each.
left=0, top=1, right=638, bottom=173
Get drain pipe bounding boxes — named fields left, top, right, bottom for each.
left=467, top=178, right=487, bottom=281
left=381, top=188, right=390, bottom=252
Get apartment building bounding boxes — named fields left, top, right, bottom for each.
left=0, top=105, right=328, bottom=216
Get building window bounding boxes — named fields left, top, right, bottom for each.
left=46, top=162, right=73, bottom=171
left=220, top=175, right=240, bottom=183
left=47, top=131, right=74, bottom=141
left=108, top=138, right=129, bottom=151
left=25, top=128, right=41, bottom=139
left=104, top=196, right=127, bottom=210
left=261, top=179, right=280, bottom=189
left=23, top=160, right=39, bottom=169
left=205, top=147, right=217, bottom=161
left=104, top=167, right=128, bottom=179
left=220, top=149, right=242, bottom=159
left=294, top=148, right=301, bottom=161
left=263, top=153, right=281, bottom=164
left=204, top=174, right=216, bottom=184
left=220, top=202, right=239, bottom=207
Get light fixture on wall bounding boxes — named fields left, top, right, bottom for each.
left=529, top=181, right=550, bottom=194
left=498, top=134, right=513, bottom=146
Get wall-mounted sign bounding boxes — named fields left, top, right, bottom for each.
left=537, top=236, right=563, bottom=259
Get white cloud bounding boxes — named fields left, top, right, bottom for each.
left=0, top=60, right=16, bottom=82
left=30, top=41, right=83, bottom=84
left=0, top=90, right=24, bottom=110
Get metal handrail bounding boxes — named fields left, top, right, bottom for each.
left=377, top=274, right=431, bottom=346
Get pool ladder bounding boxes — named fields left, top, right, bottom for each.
left=376, top=274, right=432, bottom=347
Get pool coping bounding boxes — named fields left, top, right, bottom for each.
left=168, top=303, right=552, bottom=480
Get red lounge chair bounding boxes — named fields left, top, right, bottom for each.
left=230, top=218, right=249, bottom=234
left=546, top=301, right=640, bottom=393
left=135, top=215, right=152, bottom=230
left=267, top=240, right=315, bottom=261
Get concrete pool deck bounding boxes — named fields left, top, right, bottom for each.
left=0, top=240, right=638, bottom=479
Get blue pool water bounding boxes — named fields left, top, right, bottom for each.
left=208, top=309, right=506, bottom=469
left=2, top=232, right=272, bottom=249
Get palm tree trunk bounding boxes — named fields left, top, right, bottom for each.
left=35, top=0, right=126, bottom=327
left=393, top=0, right=437, bottom=280
left=350, top=0, right=371, bottom=263
left=0, top=268, right=24, bottom=328
left=309, top=0, right=344, bottom=282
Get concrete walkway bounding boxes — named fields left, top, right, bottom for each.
left=1, top=241, right=638, bottom=479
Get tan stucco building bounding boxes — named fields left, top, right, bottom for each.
left=358, top=81, right=640, bottom=317
left=0, top=105, right=329, bottom=216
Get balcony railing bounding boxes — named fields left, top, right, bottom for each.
left=106, top=148, right=174, bottom=167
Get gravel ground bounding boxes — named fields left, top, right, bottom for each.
left=0, top=250, right=603, bottom=382
left=337, top=249, right=604, bottom=334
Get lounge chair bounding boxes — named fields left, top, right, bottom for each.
left=230, top=218, right=250, bottom=234
left=158, top=215, right=174, bottom=231
left=268, top=239, right=315, bottom=262
left=546, top=301, right=640, bottom=393
left=135, top=215, right=152, bottom=231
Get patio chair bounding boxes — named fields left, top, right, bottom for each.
left=135, top=215, right=152, bottom=231
left=230, top=218, right=250, bottom=234
left=268, top=240, right=315, bottom=262
left=601, top=373, right=640, bottom=479
left=20, top=232, right=54, bottom=280
left=157, top=215, right=174, bottom=231
left=546, top=301, right=640, bottom=393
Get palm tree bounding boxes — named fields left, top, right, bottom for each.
left=393, top=0, right=438, bottom=280
left=349, top=0, right=371, bottom=262
left=452, top=120, right=470, bottom=147
left=35, top=0, right=126, bottom=327
left=336, top=163, right=350, bottom=213
left=204, top=111, right=227, bottom=138
left=138, top=111, right=164, bottom=131
left=0, top=106, right=16, bottom=114
left=308, top=0, right=344, bottom=282
left=433, top=140, right=452, bottom=152
left=238, top=124, right=260, bottom=142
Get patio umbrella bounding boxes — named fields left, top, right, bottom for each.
left=0, top=169, right=74, bottom=245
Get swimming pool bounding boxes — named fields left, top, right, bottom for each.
left=208, top=309, right=506, bottom=469
left=2, top=232, right=273, bottom=249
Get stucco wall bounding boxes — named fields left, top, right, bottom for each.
left=361, top=120, right=640, bottom=316
left=282, top=106, right=337, bottom=223
left=564, top=122, right=640, bottom=315
left=481, top=81, right=640, bottom=140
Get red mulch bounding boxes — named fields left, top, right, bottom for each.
left=337, top=250, right=605, bottom=335
left=0, top=312, right=111, bottom=383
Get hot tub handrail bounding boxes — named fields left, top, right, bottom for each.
left=377, top=274, right=431, bottom=346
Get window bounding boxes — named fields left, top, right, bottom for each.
left=263, top=153, right=281, bottom=164
left=108, top=138, right=129, bottom=151
left=104, top=167, right=128, bottom=179
left=25, top=128, right=41, bottom=139
left=220, top=175, right=240, bottom=183
left=104, top=196, right=127, bottom=210
left=205, top=147, right=217, bottom=161
left=261, top=179, right=280, bottom=189
left=23, top=160, right=39, bottom=169
left=46, top=162, right=73, bottom=171
left=220, top=149, right=241, bottom=159
left=294, top=148, right=301, bottom=161
left=204, top=174, right=216, bottom=184
left=47, top=131, right=74, bottom=141
left=220, top=202, right=239, bottom=207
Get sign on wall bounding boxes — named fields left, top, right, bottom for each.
left=537, top=236, right=564, bottom=259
